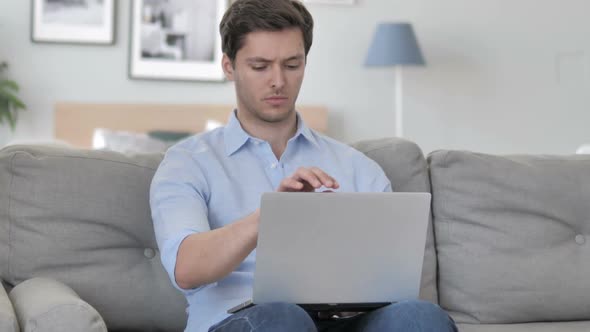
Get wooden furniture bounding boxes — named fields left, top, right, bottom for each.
left=55, top=102, right=328, bottom=149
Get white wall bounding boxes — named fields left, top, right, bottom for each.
left=1, top=0, right=589, bottom=154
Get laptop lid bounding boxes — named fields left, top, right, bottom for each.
left=253, top=192, right=431, bottom=308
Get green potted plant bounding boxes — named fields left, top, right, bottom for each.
left=0, top=61, right=26, bottom=132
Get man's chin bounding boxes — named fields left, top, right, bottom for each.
left=258, top=107, right=295, bottom=123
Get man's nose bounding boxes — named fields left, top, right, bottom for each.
left=270, top=66, right=286, bottom=89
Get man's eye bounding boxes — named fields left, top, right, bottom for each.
left=252, top=66, right=266, bottom=71
left=286, top=64, right=300, bottom=70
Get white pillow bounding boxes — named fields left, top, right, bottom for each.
left=92, top=128, right=172, bottom=154
left=576, top=144, right=590, bottom=154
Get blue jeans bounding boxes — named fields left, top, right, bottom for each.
left=208, top=301, right=458, bottom=332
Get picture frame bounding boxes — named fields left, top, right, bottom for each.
left=31, top=0, right=116, bottom=45
left=129, top=0, right=226, bottom=82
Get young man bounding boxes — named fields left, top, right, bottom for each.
left=150, top=0, right=458, bottom=331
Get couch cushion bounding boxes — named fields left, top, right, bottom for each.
left=352, top=138, right=437, bottom=304
left=0, top=280, right=18, bottom=332
left=429, top=150, right=590, bottom=324
left=10, top=277, right=106, bottom=332
left=0, top=145, right=186, bottom=331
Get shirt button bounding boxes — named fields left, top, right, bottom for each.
left=575, top=234, right=585, bottom=245
left=144, top=248, right=156, bottom=259
left=270, top=163, right=278, bottom=169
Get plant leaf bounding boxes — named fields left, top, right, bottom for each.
left=0, top=103, right=6, bottom=125
left=0, top=90, right=26, bottom=110
left=0, top=80, right=19, bottom=92
left=0, top=67, right=25, bottom=131
left=4, top=105, right=15, bottom=130
left=9, top=96, right=26, bottom=110
left=14, top=99, right=26, bottom=110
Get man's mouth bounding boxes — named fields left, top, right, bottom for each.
left=264, top=96, right=288, bottom=106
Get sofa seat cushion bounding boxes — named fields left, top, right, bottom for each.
left=458, top=321, right=590, bottom=332
left=10, top=278, right=106, bottom=332
left=429, top=151, right=590, bottom=324
left=0, top=145, right=187, bottom=331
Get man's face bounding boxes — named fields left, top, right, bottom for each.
left=223, top=28, right=306, bottom=125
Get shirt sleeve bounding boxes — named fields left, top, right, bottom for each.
left=353, top=151, right=393, bottom=193
left=150, top=146, right=211, bottom=293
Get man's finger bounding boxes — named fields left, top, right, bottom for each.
left=293, top=167, right=322, bottom=188
left=309, top=167, right=339, bottom=189
left=278, top=177, right=304, bottom=192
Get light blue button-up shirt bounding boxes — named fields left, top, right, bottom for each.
left=150, top=110, right=392, bottom=331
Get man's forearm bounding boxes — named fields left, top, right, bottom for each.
left=174, top=210, right=259, bottom=290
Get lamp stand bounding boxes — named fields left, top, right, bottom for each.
left=394, top=66, right=403, bottom=137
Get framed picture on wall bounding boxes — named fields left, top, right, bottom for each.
left=129, top=0, right=226, bottom=82
left=31, top=0, right=116, bottom=44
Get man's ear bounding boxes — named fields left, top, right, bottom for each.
left=222, top=54, right=235, bottom=81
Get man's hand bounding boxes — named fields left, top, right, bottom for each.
left=277, top=167, right=340, bottom=192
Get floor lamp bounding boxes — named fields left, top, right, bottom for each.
left=365, top=23, right=425, bottom=138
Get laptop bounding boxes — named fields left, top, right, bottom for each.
left=228, top=192, right=431, bottom=314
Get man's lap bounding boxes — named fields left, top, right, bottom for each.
left=207, top=300, right=457, bottom=332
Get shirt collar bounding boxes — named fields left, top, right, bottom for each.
left=223, top=110, right=320, bottom=156
left=223, top=110, right=250, bottom=156
left=295, top=113, right=320, bottom=149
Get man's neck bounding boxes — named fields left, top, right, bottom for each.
left=235, top=109, right=298, bottom=160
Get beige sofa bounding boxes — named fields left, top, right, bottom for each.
left=1, top=138, right=589, bottom=331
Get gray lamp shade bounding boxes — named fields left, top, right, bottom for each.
left=365, top=22, right=425, bottom=66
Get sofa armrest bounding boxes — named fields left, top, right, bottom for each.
left=0, top=280, right=19, bottom=332
left=9, top=278, right=107, bottom=332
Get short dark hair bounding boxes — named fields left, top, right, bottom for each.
left=219, top=0, right=314, bottom=63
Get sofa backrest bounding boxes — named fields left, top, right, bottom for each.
left=0, top=145, right=186, bottom=331
left=352, top=138, right=437, bottom=304
left=429, top=150, right=590, bottom=324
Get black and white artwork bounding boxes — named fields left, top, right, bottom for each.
left=129, top=0, right=226, bottom=81
left=31, top=0, right=115, bottom=44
